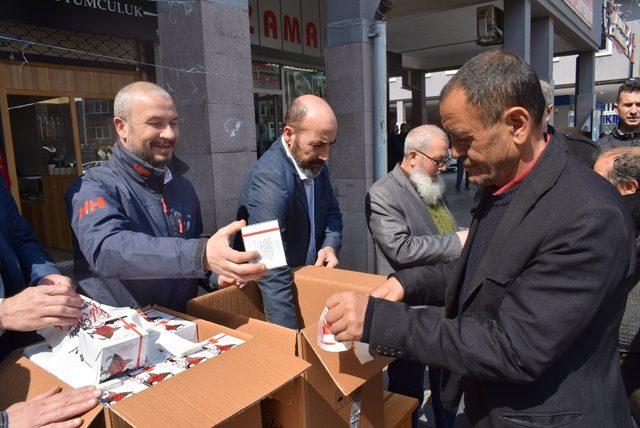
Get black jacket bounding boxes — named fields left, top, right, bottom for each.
left=599, top=126, right=640, bottom=152
left=363, top=140, right=636, bottom=427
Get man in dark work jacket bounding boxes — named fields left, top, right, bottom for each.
left=324, top=50, right=636, bottom=427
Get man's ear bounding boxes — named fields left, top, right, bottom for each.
left=614, top=103, right=620, bottom=114
left=113, top=117, right=128, bottom=141
left=620, top=179, right=639, bottom=195
left=504, top=107, right=530, bottom=146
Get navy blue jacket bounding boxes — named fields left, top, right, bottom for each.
left=235, top=139, right=342, bottom=329
left=0, top=179, right=59, bottom=359
left=67, top=143, right=207, bottom=312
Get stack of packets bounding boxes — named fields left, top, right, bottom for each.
left=100, top=333, right=245, bottom=406
left=25, top=297, right=245, bottom=407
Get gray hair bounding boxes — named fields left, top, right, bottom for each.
left=113, top=81, right=172, bottom=121
left=404, top=125, right=448, bottom=157
left=539, top=79, right=554, bottom=107
left=610, top=151, right=640, bottom=188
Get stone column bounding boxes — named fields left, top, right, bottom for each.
left=575, top=51, right=596, bottom=130
left=410, top=72, right=427, bottom=127
left=324, top=0, right=378, bottom=272
left=503, top=0, right=531, bottom=62
left=156, top=0, right=256, bottom=233
left=531, top=17, right=554, bottom=82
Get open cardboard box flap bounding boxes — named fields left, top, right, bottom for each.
left=1, top=305, right=309, bottom=428
left=299, top=324, right=391, bottom=397
left=0, top=351, right=104, bottom=427
left=108, top=306, right=308, bottom=427
left=190, top=283, right=265, bottom=321
left=293, top=266, right=388, bottom=328
left=294, top=266, right=387, bottom=290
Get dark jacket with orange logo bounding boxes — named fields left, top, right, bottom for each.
left=66, top=143, right=206, bottom=311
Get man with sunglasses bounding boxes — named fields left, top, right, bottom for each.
left=366, top=124, right=466, bottom=428
left=600, top=78, right=640, bottom=151
left=234, top=95, right=342, bottom=329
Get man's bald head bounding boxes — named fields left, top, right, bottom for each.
left=284, top=94, right=337, bottom=130
left=114, top=81, right=172, bottom=122
left=282, top=95, right=337, bottom=178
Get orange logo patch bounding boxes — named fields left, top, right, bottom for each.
left=78, top=197, right=106, bottom=219
left=133, top=163, right=151, bottom=176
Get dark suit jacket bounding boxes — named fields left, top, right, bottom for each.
left=0, top=180, right=59, bottom=360
left=235, top=139, right=342, bottom=329
left=363, top=140, right=636, bottom=427
left=366, top=164, right=461, bottom=275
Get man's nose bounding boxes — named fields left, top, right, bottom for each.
left=318, top=144, right=330, bottom=162
left=160, top=124, right=177, bottom=140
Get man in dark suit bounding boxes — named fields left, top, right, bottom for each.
left=235, top=95, right=342, bottom=329
left=326, top=50, right=635, bottom=427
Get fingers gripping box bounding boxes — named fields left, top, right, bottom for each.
left=79, top=316, right=149, bottom=384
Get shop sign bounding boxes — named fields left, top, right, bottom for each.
left=563, top=0, right=593, bottom=28
left=54, top=0, right=148, bottom=19
left=248, top=0, right=322, bottom=58
left=252, top=62, right=281, bottom=90
left=0, top=0, right=157, bottom=41
left=603, top=0, right=636, bottom=62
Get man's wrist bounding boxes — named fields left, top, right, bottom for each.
left=0, top=298, right=6, bottom=335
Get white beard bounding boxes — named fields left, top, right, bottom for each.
left=409, top=172, right=444, bottom=206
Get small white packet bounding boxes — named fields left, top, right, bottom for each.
left=317, top=306, right=352, bottom=352
left=241, top=220, right=287, bottom=269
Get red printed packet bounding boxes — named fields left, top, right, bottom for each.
left=128, top=361, right=185, bottom=386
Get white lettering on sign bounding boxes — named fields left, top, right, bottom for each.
left=248, top=0, right=322, bottom=57
left=55, top=0, right=144, bottom=18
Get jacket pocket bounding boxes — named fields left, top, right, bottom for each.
left=499, top=411, right=583, bottom=427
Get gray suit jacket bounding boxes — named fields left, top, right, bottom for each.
left=365, top=165, right=461, bottom=275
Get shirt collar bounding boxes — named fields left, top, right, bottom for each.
left=493, top=133, right=550, bottom=196
left=164, top=167, right=173, bottom=185
left=281, top=137, right=311, bottom=181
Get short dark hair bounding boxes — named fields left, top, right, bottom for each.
left=610, top=151, right=640, bottom=188
left=617, top=78, right=640, bottom=103
left=440, top=50, right=546, bottom=127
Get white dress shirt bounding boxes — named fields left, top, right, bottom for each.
left=281, top=138, right=316, bottom=265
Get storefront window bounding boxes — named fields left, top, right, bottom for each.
left=7, top=95, right=77, bottom=197
left=283, top=66, right=325, bottom=107
left=74, top=98, right=115, bottom=171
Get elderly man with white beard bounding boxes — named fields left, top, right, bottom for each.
left=365, top=124, right=467, bottom=428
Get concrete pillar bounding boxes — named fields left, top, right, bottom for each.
left=156, top=0, right=256, bottom=234
left=531, top=17, right=554, bottom=82
left=324, top=0, right=378, bottom=273
left=575, top=51, right=596, bottom=130
left=410, top=72, right=427, bottom=127
left=503, top=0, right=531, bottom=62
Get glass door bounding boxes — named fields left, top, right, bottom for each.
left=254, top=93, right=283, bottom=158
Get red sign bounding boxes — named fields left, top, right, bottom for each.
left=248, top=0, right=322, bottom=57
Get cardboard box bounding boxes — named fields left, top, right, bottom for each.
left=0, top=306, right=310, bottom=427
left=187, top=266, right=394, bottom=427
left=382, top=391, right=419, bottom=428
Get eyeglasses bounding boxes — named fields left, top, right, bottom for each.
left=413, top=149, right=451, bottom=168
